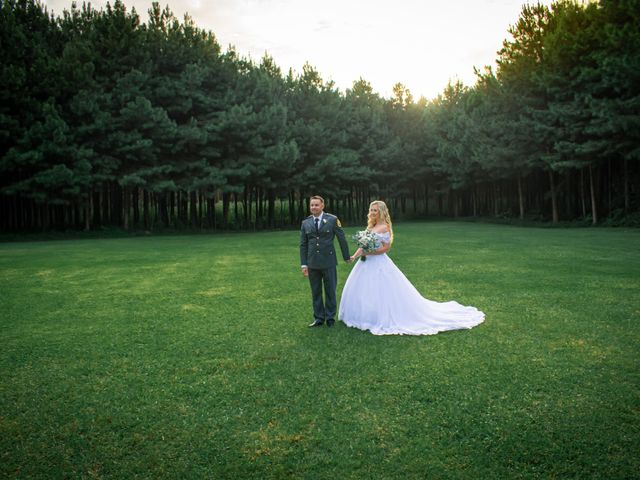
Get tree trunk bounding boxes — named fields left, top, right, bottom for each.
left=182, top=191, right=189, bottom=226
left=65, top=205, right=70, bottom=229
left=549, top=170, right=559, bottom=224
left=2, top=197, right=9, bottom=230
left=288, top=191, right=295, bottom=225
left=233, top=193, right=244, bottom=226
left=472, top=188, right=477, bottom=217
left=412, top=187, right=418, bottom=214
left=249, top=187, right=254, bottom=228
left=608, top=158, right=612, bottom=216
left=243, top=187, right=250, bottom=226
left=169, top=191, right=175, bottom=226
left=132, top=188, right=140, bottom=227
left=159, top=193, right=169, bottom=226
left=43, top=204, right=50, bottom=231
left=297, top=189, right=305, bottom=223
left=624, top=158, right=629, bottom=212
left=424, top=183, right=429, bottom=216
left=580, top=168, right=587, bottom=218
left=113, top=183, right=122, bottom=227
left=16, top=198, right=23, bottom=230
left=517, top=175, right=525, bottom=220
left=354, top=187, right=360, bottom=217
left=190, top=191, right=198, bottom=228
left=267, top=189, right=275, bottom=228
left=281, top=196, right=287, bottom=225
left=1, top=197, right=7, bottom=230
left=143, top=189, right=150, bottom=230
left=255, top=187, right=261, bottom=226
left=122, top=187, right=130, bottom=230
left=222, top=191, right=230, bottom=228
left=105, top=186, right=111, bottom=225
left=94, top=190, right=102, bottom=227
left=452, top=190, right=459, bottom=217
left=207, top=197, right=216, bottom=230
left=589, top=164, right=598, bottom=225
left=85, top=193, right=92, bottom=231
left=564, top=173, right=573, bottom=219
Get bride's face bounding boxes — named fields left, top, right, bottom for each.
left=369, top=205, right=379, bottom=222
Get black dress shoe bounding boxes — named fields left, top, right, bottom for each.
left=308, top=320, right=324, bottom=327
left=326, top=320, right=335, bottom=328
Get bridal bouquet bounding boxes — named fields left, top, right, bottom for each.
left=352, top=230, right=380, bottom=262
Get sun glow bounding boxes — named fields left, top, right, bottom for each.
left=43, top=0, right=555, bottom=100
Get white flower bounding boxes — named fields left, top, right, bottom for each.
left=352, top=230, right=380, bottom=252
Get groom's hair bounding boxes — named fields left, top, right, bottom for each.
left=310, top=195, right=324, bottom=204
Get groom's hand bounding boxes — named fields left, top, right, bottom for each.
left=301, top=266, right=309, bottom=277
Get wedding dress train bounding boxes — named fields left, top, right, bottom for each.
left=339, top=232, right=484, bottom=335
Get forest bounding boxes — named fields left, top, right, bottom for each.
left=1, top=0, right=638, bottom=231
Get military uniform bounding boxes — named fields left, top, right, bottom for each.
left=300, top=212, right=350, bottom=326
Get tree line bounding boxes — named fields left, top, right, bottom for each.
left=1, top=0, right=638, bottom=232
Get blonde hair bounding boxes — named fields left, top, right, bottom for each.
left=367, top=200, right=394, bottom=243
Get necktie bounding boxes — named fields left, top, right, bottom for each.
left=314, top=217, right=319, bottom=233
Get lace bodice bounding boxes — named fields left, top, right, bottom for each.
left=375, top=231, right=391, bottom=242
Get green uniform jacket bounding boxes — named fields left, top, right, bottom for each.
left=300, top=213, right=350, bottom=269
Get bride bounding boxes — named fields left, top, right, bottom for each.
left=339, top=200, right=485, bottom=335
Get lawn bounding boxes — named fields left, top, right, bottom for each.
left=1, top=222, right=638, bottom=479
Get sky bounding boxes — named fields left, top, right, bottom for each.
left=43, top=0, right=553, bottom=100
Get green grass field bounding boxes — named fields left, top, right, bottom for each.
left=1, top=222, right=638, bottom=479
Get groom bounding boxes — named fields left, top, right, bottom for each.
left=300, top=195, right=351, bottom=327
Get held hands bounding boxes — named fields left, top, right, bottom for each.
left=348, top=253, right=363, bottom=262
left=301, top=266, right=309, bottom=277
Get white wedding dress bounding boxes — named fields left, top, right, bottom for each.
left=339, top=232, right=485, bottom=335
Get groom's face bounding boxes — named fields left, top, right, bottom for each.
left=310, top=199, right=324, bottom=217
